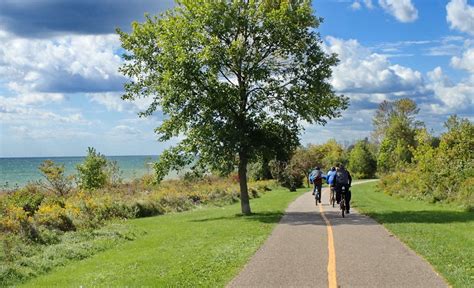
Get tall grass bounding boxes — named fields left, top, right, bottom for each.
left=0, top=175, right=276, bottom=286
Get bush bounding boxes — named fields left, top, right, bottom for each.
left=76, top=147, right=108, bottom=190
left=379, top=116, right=474, bottom=205
left=38, top=160, right=73, bottom=196
left=35, top=202, right=74, bottom=232
left=0, top=174, right=277, bottom=286
left=269, top=160, right=304, bottom=192
left=348, top=140, right=377, bottom=179
left=2, top=185, right=44, bottom=215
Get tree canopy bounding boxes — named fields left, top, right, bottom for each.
left=118, top=0, right=347, bottom=214
left=374, top=98, right=423, bottom=172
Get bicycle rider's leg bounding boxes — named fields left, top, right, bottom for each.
left=317, top=184, right=322, bottom=202
left=335, top=185, right=341, bottom=204
left=345, top=185, right=351, bottom=212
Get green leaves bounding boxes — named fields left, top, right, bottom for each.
left=119, top=1, right=346, bottom=179
left=39, top=160, right=73, bottom=196
left=76, top=147, right=108, bottom=190
left=348, top=140, right=377, bottom=179
left=374, top=98, right=422, bottom=172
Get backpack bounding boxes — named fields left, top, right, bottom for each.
left=336, top=169, right=349, bottom=184
left=313, top=171, right=322, bottom=184
left=309, top=170, right=321, bottom=184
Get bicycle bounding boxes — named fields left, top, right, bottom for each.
left=340, top=186, right=347, bottom=218
left=314, top=186, right=322, bottom=206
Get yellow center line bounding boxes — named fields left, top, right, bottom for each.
left=319, top=190, right=337, bottom=288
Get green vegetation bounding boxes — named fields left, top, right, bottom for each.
left=19, top=187, right=306, bottom=287
left=352, top=182, right=473, bottom=287
left=1, top=148, right=276, bottom=286
left=348, top=139, right=377, bottom=179
left=38, top=160, right=73, bottom=196
left=76, top=147, right=108, bottom=190
left=270, top=139, right=348, bottom=190
left=252, top=97, right=472, bottom=210
left=1, top=222, right=142, bottom=287
left=378, top=114, right=473, bottom=209
left=373, top=99, right=422, bottom=172
left=118, top=0, right=347, bottom=214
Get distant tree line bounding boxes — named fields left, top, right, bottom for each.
left=251, top=98, right=473, bottom=209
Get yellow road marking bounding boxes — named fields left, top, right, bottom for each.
left=319, top=194, right=337, bottom=288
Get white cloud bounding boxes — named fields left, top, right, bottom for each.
left=0, top=94, right=90, bottom=125
left=427, top=66, right=474, bottom=109
left=350, top=0, right=374, bottom=10
left=379, top=0, right=418, bottom=23
left=10, top=125, right=94, bottom=140
left=364, top=0, right=374, bottom=9
left=89, top=92, right=127, bottom=112
left=88, top=92, right=155, bottom=113
left=16, top=93, right=64, bottom=105
left=451, top=47, right=474, bottom=73
left=110, top=125, right=141, bottom=136
left=324, top=37, right=424, bottom=96
left=0, top=32, right=125, bottom=94
left=446, top=0, right=474, bottom=35
left=351, top=1, right=362, bottom=10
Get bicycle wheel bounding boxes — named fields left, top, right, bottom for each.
left=340, top=196, right=345, bottom=218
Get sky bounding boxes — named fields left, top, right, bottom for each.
left=0, top=0, right=473, bottom=157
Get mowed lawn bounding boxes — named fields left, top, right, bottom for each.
left=351, top=182, right=474, bottom=288
left=20, top=187, right=306, bottom=287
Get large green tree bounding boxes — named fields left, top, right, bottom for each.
left=118, top=0, right=347, bottom=214
left=348, top=139, right=376, bottom=179
left=373, top=98, right=423, bottom=172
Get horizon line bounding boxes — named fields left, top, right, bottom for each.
left=0, top=154, right=159, bottom=159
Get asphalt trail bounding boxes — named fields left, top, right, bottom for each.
left=228, top=182, right=447, bottom=288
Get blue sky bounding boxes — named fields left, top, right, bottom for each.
left=0, top=0, right=473, bottom=157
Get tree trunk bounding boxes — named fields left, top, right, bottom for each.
left=238, top=152, right=252, bottom=215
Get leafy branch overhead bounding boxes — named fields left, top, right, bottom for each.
left=118, top=0, right=347, bottom=214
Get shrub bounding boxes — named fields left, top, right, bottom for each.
left=35, top=202, right=74, bottom=232
left=2, top=185, right=44, bottom=215
left=348, top=140, right=377, bottom=179
left=269, top=160, right=304, bottom=191
left=76, top=147, right=108, bottom=190
left=38, top=160, right=73, bottom=196
left=105, top=160, right=123, bottom=187
left=0, top=205, right=32, bottom=234
left=379, top=116, right=473, bottom=205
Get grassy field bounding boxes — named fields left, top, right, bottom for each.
left=352, top=182, right=474, bottom=287
left=19, top=187, right=305, bottom=287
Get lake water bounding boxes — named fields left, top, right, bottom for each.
left=0, top=155, right=158, bottom=188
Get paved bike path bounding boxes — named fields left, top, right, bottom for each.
left=228, top=182, right=447, bottom=288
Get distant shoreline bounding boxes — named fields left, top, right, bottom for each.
left=0, top=154, right=159, bottom=159
left=1, top=155, right=160, bottom=189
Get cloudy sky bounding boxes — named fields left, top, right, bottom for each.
left=0, top=0, right=473, bottom=157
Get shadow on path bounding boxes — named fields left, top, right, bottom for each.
left=190, top=207, right=380, bottom=226
left=190, top=211, right=285, bottom=224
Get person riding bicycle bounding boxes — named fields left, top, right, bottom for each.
left=326, top=167, right=337, bottom=204
left=326, top=166, right=336, bottom=187
left=334, top=164, right=352, bottom=214
left=309, top=167, right=323, bottom=204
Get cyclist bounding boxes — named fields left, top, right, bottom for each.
left=309, top=167, right=323, bottom=204
left=326, top=167, right=336, bottom=204
left=334, top=164, right=352, bottom=214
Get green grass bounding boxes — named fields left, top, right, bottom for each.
left=20, top=187, right=305, bottom=287
left=352, top=182, right=474, bottom=287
